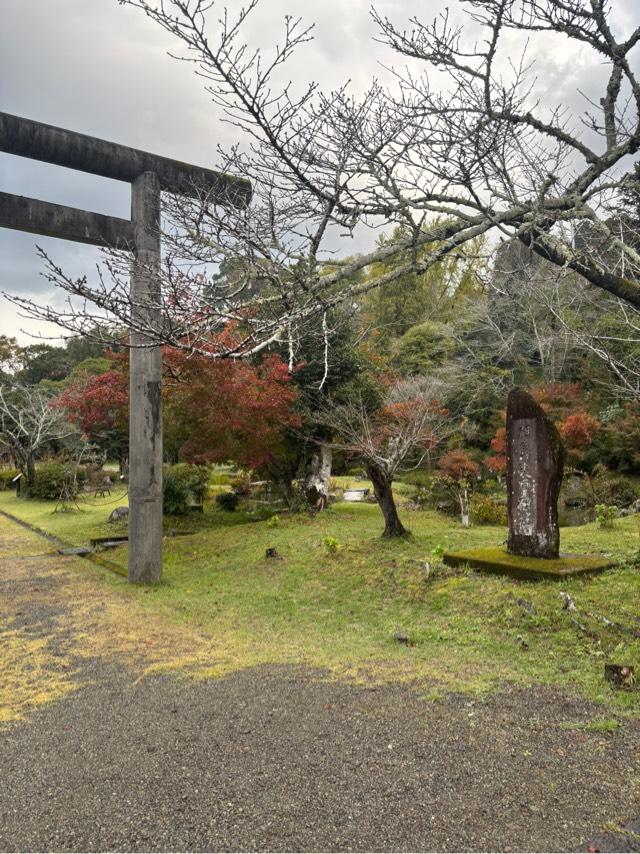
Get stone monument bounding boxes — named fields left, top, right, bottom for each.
left=506, top=388, right=564, bottom=559
left=443, top=387, right=612, bottom=578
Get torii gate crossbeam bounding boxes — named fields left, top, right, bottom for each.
left=0, top=112, right=251, bottom=583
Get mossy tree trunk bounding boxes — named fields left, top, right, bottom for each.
left=365, top=461, right=407, bottom=538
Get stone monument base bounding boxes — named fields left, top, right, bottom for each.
left=442, top=547, right=613, bottom=581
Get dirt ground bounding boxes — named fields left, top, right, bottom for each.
left=0, top=513, right=638, bottom=852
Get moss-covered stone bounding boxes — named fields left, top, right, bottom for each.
left=443, top=547, right=614, bottom=580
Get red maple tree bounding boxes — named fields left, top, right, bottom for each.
left=485, top=425, right=507, bottom=473
left=57, top=330, right=301, bottom=470
left=55, top=365, right=128, bottom=438
left=163, top=349, right=301, bottom=468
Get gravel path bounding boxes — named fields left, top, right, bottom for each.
left=0, top=515, right=638, bottom=852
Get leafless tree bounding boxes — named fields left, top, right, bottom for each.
left=319, top=376, right=455, bottom=537
left=0, top=384, right=76, bottom=488
left=6, top=0, right=640, bottom=357
left=478, top=230, right=640, bottom=399
left=544, top=281, right=640, bottom=399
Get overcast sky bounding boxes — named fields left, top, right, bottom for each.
left=0, top=0, right=637, bottom=344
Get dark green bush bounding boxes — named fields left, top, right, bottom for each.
left=29, top=462, right=86, bottom=500
left=215, top=491, right=240, bottom=512
left=591, top=468, right=638, bottom=508
left=163, top=472, right=191, bottom=515
left=470, top=494, right=508, bottom=526
left=168, top=463, right=210, bottom=502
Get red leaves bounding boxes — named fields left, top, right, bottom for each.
left=376, top=397, right=447, bottom=450
left=559, top=411, right=601, bottom=451
left=436, top=449, right=480, bottom=482
left=532, top=382, right=583, bottom=415
left=55, top=369, right=128, bottom=436
left=164, top=350, right=300, bottom=468
left=486, top=426, right=507, bottom=473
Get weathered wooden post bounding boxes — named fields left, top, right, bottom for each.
left=129, top=172, right=163, bottom=583
left=0, top=112, right=251, bottom=583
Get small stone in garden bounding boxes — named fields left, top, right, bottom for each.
left=265, top=547, right=282, bottom=560
left=394, top=632, right=413, bottom=646
left=108, top=506, right=129, bottom=523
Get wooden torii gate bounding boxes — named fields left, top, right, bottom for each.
left=0, top=112, right=251, bottom=583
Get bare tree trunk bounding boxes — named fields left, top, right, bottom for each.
left=366, top=462, right=407, bottom=538
left=25, top=454, right=36, bottom=490
left=459, top=485, right=470, bottom=527
left=306, top=440, right=332, bottom=511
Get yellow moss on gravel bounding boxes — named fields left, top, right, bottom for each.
left=0, top=629, right=76, bottom=723
left=0, top=538, right=212, bottom=725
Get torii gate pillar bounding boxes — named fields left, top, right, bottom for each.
left=129, top=172, right=162, bottom=583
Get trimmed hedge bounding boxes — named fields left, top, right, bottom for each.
left=29, top=462, right=87, bottom=500
left=167, top=463, right=210, bottom=502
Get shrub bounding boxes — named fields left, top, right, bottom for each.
left=0, top=468, right=21, bottom=491
left=216, top=491, right=240, bottom=512
left=167, top=463, right=210, bottom=503
left=425, top=478, right=458, bottom=516
left=163, top=472, right=191, bottom=515
left=163, top=463, right=210, bottom=514
left=266, top=514, right=280, bottom=528
left=595, top=504, right=617, bottom=529
left=29, top=462, right=86, bottom=501
left=470, top=494, right=508, bottom=526
left=591, top=467, right=638, bottom=508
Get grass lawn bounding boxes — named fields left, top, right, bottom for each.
left=1, top=487, right=639, bottom=715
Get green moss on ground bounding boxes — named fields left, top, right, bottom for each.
left=443, top=547, right=614, bottom=579
left=0, top=491, right=639, bottom=714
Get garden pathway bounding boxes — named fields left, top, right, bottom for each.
left=0, top=514, right=638, bottom=852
